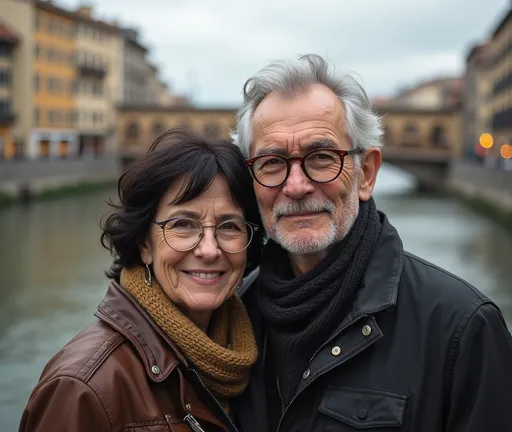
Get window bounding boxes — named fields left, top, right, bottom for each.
left=0, top=43, right=11, bottom=58
left=152, top=121, right=165, bottom=138
left=0, top=99, right=10, bottom=116
left=48, top=110, right=56, bottom=125
left=125, top=122, right=140, bottom=140
left=70, top=110, right=77, bottom=126
left=92, top=82, right=103, bottom=96
left=430, top=125, right=447, bottom=148
left=403, top=123, right=419, bottom=147
left=34, top=44, right=41, bottom=59
left=34, top=107, right=40, bottom=125
left=34, top=74, right=40, bottom=92
left=0, top=69, right=10, bottom=86
left=34, top=13, right=41, bottom=31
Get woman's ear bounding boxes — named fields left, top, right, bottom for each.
left=139, top=239, right=153, bottom=266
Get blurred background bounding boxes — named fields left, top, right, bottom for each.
left=1, top=0, right=512, bottom=430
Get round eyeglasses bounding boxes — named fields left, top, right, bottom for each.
left=245, top=148, right=365, bottom=188
left=152, top=217, right=259, bottom=254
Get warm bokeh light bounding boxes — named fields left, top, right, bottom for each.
left=479, top=133, right=494, bottom=149
left=500, top=144, right=512, bottom=159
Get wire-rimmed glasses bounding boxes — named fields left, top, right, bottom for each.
left=152, top=217, right=259, bottom=254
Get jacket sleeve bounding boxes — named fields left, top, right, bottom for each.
left=445, top=302, right=512, bottom=431
left=19, top=376, right=112, bottom=432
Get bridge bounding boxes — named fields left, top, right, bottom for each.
left=116, top=105, right=463, bottom=191
left=376, top=107, right=462, bottom=190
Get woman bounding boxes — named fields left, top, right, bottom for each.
left=19, top=128, right=264, bottom=432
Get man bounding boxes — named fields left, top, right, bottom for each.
left=231, top=54, right=512, bottom=432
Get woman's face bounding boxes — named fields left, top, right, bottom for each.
left=140, top=175, right=248, bottom=314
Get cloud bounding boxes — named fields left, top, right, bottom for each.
left=59, top=0, right=509, bottom=105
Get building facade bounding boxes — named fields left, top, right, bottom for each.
left=117, top=106, right=236, bottom=156
left=462, top=43, right=492, bottom=159
left=488, top=8, right=512, bottom=167
left=391, top=77, right=464, bottom=110
left=0, top=20, right=18, bottom=159
left=118, top=29, right=150, bottom=105
left=377, top=107, right=462, bottom=157
left=0, top=0, right=34, bottom=159
left=73, top=6, right=119, bottom=156
left=31, top=0, right=77, bottom=159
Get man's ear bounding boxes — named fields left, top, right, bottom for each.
left=358, top=148, right=382, bottom=201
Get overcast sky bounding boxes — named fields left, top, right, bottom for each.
left=59, top=0, right=509, bottom=107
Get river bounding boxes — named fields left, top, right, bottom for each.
left=1, top=165, right=512, bottom=431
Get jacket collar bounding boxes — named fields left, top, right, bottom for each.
left=95, top=281, right=187, bottom=382
left=348, top=211, right=404, bottom=318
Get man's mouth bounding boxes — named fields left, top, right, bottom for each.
left=282, top=211, right=326, bottom=218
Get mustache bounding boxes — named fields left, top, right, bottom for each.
left=273, top=199, right=336, bottom=219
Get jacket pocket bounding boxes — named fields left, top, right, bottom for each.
left=318, top=386, right=408, bottom=429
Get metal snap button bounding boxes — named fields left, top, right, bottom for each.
left=331, top=346, right=341, bottom=356
left=302, top=369, right=310, bottom=379
left=357, top=408, right=368, bottom=419
left=362, top=325, right=372, bottom=336
left=151, top=365, right=160, bottom=374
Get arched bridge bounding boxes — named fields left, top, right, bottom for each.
left=117, top=105, right=462, bottom=190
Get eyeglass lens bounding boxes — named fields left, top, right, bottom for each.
left=162, top=218, right=254, bottom=253
left=252, top=150, right=343, bottom=186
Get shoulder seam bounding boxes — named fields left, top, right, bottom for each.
left=404, top=252, right=488, bottom=301
left=443, top=301, right=494, bottom=409
left=76, top=330, right=125, bottom=382
left=34, top=375, right=114, bottom=430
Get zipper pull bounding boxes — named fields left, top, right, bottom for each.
left=184, top=413, right=206, bottom=432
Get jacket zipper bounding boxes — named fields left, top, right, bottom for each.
left=184, top=414, right=207, bottom=432
left=166, top=413, right=207, bottom=432
left=189, top=368, right=239, bottom=432
left=275, top=315, right=368, bottom=432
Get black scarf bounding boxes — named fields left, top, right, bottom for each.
left=257, top=197, right=382, bottom=406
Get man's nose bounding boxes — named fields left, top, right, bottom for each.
left=193, top=229, right=221, bottom=261
left=282, top=162, right=315, bottom=199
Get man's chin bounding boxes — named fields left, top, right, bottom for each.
left=273, top=228, right=335, bottom=254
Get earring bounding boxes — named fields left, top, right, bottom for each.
left=144, top=264, right=152, bottom=286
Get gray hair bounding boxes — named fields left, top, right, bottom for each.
left=232, top=54, right=384, bottom=158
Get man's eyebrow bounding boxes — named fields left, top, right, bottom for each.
left=255, top=147, right=288, bottom=157
left=303, top=140, right=338, bottom=152
left=254, top=139, right=338, bottom=157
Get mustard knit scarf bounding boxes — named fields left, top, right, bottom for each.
left=120, top=266, right=258, bottom=407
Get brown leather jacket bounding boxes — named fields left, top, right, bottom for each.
left=19, top=281, right=236, bottom=432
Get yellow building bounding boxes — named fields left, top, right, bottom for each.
left=73, top=6, right=120, bottom=157
left=30, top=0, right=77, bottom=159
left=0, top=20, right=18, bottom=160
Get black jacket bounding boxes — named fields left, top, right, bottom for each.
left=233, top=213, right=512, bottom=432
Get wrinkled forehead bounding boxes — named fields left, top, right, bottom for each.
left=250, top=85, right=347, bottom=156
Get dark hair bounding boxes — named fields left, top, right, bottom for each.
left=101, top=127, right=264, bottom=279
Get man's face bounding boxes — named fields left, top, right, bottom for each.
left=250, top=84, right=380, bottom=254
